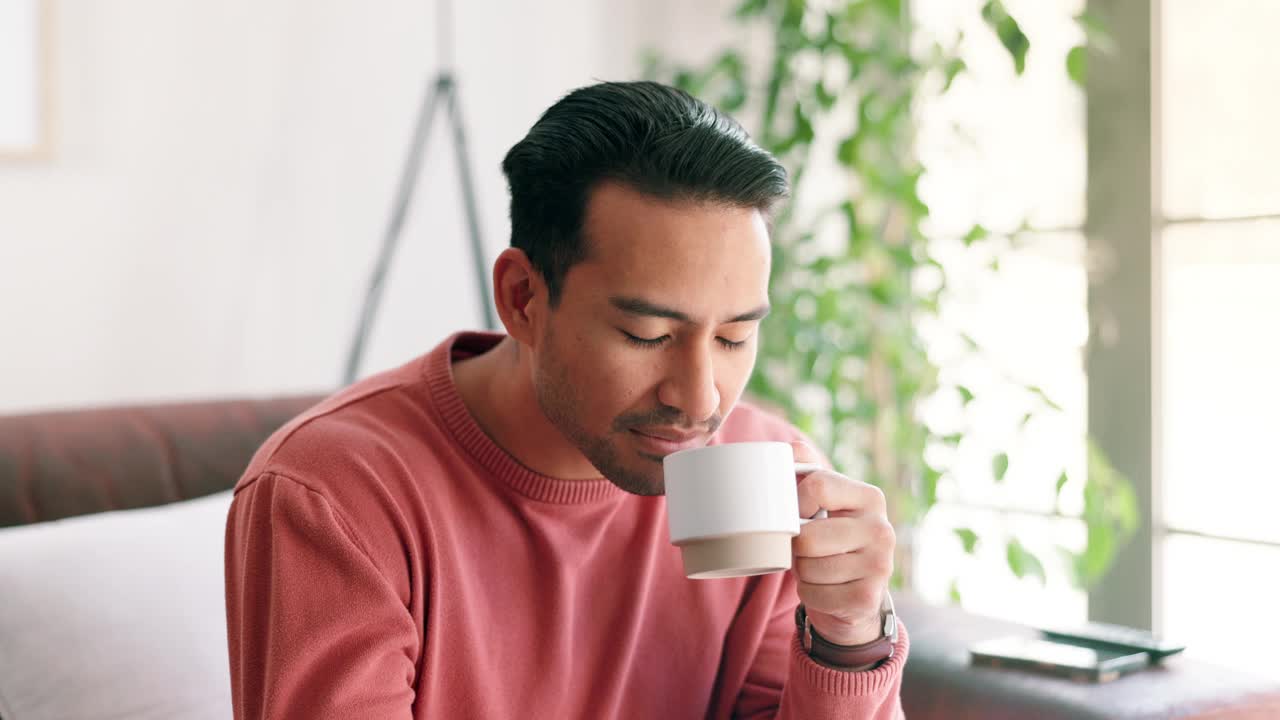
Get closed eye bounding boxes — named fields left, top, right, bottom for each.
left=622, top=331, right=670, bottom=348
left=621, top=331, right=750, bottom=350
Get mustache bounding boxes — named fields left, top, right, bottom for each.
left=613, top=406, right=723, bottom=436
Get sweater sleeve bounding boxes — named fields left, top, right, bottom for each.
left=772, top=621, right=908, bottom=719
left=224, top=473, right=419, bottom=720
left=730, top=574, right=909, bottom=720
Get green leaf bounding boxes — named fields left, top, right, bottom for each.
left=1075, top=10, right=1115, bottom=54
left=712, top=50, right=749, bottom=112
left=956, top=385, right=975, bottom=404
left=1056, top=546, right=1083, bottom=588
left=1006, top=538, right=1047, bottom=584
left=793, top=101, right=814, bottom=144
left=941, top=432, right=963, bottom=446
left=981, top=1, right=1030, bottom=75
left=1075, top=10, right=1106, bottom=38
left=1055, top=471, right=1069, bottom=497
left=639, top=50, right=663, bottom=82
left=949, top=579, right=963, bottom=604
left=815, top=80, right=837, bottom=110
left=836, top=134, right=858, bottom=167
left=672, top=69, right=700, bottom=95
left=1076, top=522, right=1114, bottom=586
left=869, top=276, right=899, bottom=305
left=779, top=0, right=804, bottom=30
left=1028, top=385, right=1064, bottom=411
left=1088, top=439, right=1140, bottom=535
left=963, top=224, right=988, bottom=246
left=954, top=528, right=979, bottom=554
left=1070, top=437, right=1141, bottom=587
left=775, top=102, right=815, bottom=155
left=922, top=465, right=942, bottom=509
left=1019, top=411, right=1034, bottom=427
left=1066, top=45, right=1088, bottom=87
left=874, top=0, right=902, bottom=17
left=734, top=0, right=768, bottom=19
left=992, top=452, right=1009, bottom=482
left=942, top=57, right=967, bottom=93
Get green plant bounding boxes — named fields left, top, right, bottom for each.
left=648, top=0, right=1137, bottom=598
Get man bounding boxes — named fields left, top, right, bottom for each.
left=225, top=81, right=907, bottom=719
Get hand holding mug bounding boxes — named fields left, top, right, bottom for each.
left=789, top=440, right=895, bottom=647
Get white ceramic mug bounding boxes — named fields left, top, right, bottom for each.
left=664, top=441, right=824, bottom=579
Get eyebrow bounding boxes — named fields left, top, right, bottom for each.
left=609, top=296, right=771, bottom=324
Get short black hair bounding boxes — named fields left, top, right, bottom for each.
left=501, top=81, right=789, bottom=305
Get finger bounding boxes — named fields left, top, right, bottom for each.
left=795, top=470, right=887, bottom=520
left=789, top=440, right=825, bottom=467
left=792, top=516, right=894, bottom=557
left=794, top=549, right=891, bottom=586
left=797, top=578, right=885, bottom=619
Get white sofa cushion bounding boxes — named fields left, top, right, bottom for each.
left=0, top=491, right=234, bottom=720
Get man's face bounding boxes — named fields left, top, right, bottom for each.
left=530, top=182, right=772, bottom=495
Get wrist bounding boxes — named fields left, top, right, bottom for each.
left=807, top=614, right=882, bottom=646
left=795, top=594, right=898, bottom=671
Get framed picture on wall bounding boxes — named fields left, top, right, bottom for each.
left=0, top=0, right=50, bottom=158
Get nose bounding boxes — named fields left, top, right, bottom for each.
left=656, top=341, right=721, bottom=426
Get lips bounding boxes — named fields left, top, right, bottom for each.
left=629, top=427, right=707, bottom=455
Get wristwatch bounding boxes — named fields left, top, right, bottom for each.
left=795, top=591, right=897, bottom=670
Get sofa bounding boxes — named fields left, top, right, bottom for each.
left=2, top=396, right=1278, bottom=719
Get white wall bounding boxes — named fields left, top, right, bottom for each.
left=0, top=0, right=729, bottom=413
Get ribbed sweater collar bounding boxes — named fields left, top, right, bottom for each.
left=423, top=331, right=627, bottom=505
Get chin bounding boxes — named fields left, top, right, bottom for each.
left=572, top=432, right=668, bottom=496
left=601, top=463, right=666, bottom=497
left=613, top=479, right=666, bottom=497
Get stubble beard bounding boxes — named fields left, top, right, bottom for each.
left=532, top=333, right=667, bottom=496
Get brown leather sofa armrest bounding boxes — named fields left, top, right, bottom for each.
left=0, top=395, right=322, bottom=527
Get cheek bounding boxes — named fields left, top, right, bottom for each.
left=576, top=340, right=662, bottom=416
left=718, top=347, right=758, bottom=408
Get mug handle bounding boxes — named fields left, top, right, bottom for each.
left=794, top=462, right=829, bottom=524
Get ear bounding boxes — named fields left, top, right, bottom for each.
left=492, top=247, right=547, bottom=346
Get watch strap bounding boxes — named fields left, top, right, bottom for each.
left=795, top=592, right=897, bottom=669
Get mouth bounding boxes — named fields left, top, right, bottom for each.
left=628, top=428, right=708, bottom=457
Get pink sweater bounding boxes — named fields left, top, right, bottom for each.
left=225, top=332, right=907, bottom=719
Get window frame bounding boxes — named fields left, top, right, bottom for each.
left=1083, top=0, right=1159, bottom=630
left=1085, top=0, right=1280, bottom=632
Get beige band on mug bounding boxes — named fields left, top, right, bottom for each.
left=678, top=532, right=795, bottom=579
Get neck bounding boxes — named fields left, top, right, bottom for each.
left=452, top=336, right=601, bottom=480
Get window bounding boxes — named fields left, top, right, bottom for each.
left=915, top=0, right=1280, bottom=680
left=1156, top=0, right=1280, bottom=677
left=913, top=0, right=1091, bottom=628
